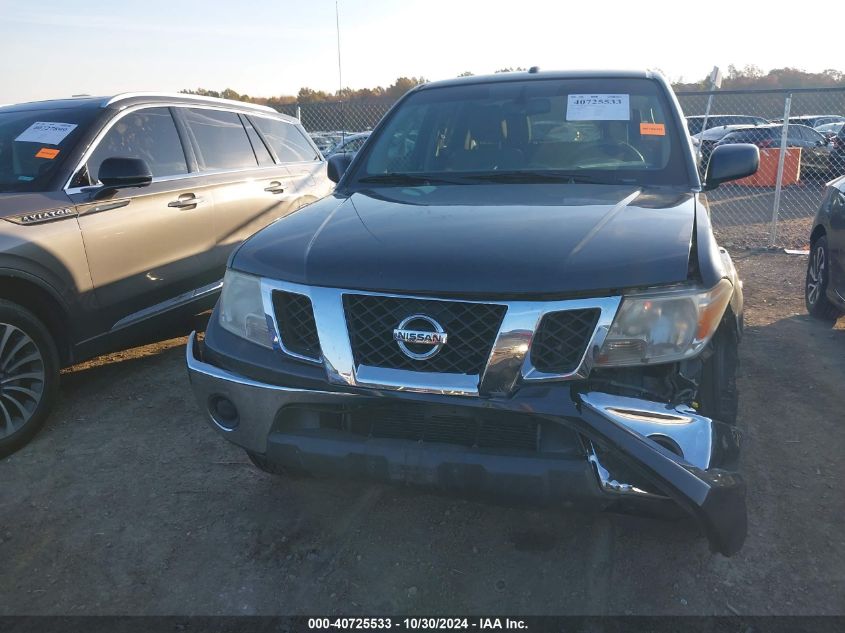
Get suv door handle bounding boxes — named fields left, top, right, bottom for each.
left=168, top=194, right=203, bottom=209
left=264, top=181, right=286, bottom=194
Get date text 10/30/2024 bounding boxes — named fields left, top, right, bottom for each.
left=308, top=618, right=528, bottom=630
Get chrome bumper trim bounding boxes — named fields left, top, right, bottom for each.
left=187, top=333, right=746, bottom=555
left=580, top=392, right=714, bottom=471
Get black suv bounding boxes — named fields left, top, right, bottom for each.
left=0, top=93, right=332, bottom=456
left=806, top=175, right=845, bottom=320
left=716, top=123, right=835, bottom=174
left=187, top=70, right=759, bottom=555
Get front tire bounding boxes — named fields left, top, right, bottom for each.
left=0, top=300, right=60, bottom=458
left=697, top=323, right=739, bottom=425
left=805, top=235, right=843, bottom=321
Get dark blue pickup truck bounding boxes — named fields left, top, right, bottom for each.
left=187, top=69, right=760, bottom=556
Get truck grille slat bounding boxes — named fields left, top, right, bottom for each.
left=343, top=295, right=506, bottom=375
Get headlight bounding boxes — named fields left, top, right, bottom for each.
left=595, top=279, right=733, bottom=367
left=218, top=270, right=274, bottom=349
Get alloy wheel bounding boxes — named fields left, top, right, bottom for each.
left=806, top=245, right=826, bottom=306
left=0, top=323, right=46, bottom=439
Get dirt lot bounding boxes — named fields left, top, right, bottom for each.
left=1, top=252, right=843, bottom=616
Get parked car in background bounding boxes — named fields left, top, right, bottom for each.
left=323, top=132, right=370, bottom=158
left=832, top=125, right=845, bottom=173
left=806, top=174, right=845, bottom=320
left=772, top=115, right=845, bottom=130
left=0, top=92, right=333, bottom=456
left=816, top=121, right=845, bottom=139
left=187, top=69, right=759, bottom=556
left=686, top=114, right=769, bottom=136
left=310, top=131, right=342, bottom=154
left=695, top=123, right=762, bottom=167
left=715, top=123, right=834, bottom=174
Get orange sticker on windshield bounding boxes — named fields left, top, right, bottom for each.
left=640, top=123, right=666, bottom=136
left=35, top=147, right=60, bottom=159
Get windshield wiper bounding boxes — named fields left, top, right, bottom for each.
left=357, top=173, right=470, bottom=186
left=470, top=171, right=634, bottom=185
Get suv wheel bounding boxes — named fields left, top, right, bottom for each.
left=806, top=236, right=843, bottom=321
left=0, top=300, right=60, bottom=458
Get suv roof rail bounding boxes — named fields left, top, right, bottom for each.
left=102, top=92, right=279, bottom=114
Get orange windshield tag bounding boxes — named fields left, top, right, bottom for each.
left=640, top=122, right=666, bottom=136
left=35, top=147, right=60, bottom=159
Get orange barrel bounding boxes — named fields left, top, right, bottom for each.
left=734, top=147, right=801, bottom=187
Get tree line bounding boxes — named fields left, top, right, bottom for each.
left=672, top=65, right=845, bottom=91
left=181, top=66, right=845, bottom=106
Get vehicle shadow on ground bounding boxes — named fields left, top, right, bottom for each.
left=59, top=339, right=187, bottom=388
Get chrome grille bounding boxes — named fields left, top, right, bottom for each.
left=343, top=294, right=506, bottom=375
left=272, top=291, right=321, bottom=360
left=530, top=309, right=600, bottom=374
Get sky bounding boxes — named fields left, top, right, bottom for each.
left=0, top=0, right=839, bottom=103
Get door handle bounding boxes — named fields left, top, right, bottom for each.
left=264, top=181, right=286, bottom=194
left=168, top=194, right=203, bottom=209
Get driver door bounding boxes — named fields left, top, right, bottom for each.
left=65, top=106, right=216, bottom=331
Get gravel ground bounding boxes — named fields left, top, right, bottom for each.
left=1, top=252, right=843, bottom=616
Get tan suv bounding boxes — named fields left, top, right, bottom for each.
left=0, top=92, right=333, bottom=455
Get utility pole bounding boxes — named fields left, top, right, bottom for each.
left=336, top=1, right=345, bottom=140
left=698, top=66, right=722, bottom=160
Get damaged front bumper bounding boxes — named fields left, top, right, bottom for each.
left=186, top=332, right=746, bottom=556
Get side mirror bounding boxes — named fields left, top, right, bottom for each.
left=703, top=144, right=759, bottom=191
left=98, top=157, right=153, bottom=189
left=327, top=152, right=354, bottom=184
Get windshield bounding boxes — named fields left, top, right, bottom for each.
left=353, top=78, right=689, bottom=187
left=0, top=107, right=97, bottom=193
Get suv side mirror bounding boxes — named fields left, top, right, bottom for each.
left=703, top=144, right=759, bottom=191
left=98, top=157, right=153, bottom=189
left=327, top=153, right=354, bottom=184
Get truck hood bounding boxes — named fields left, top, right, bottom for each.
left=233, top=184, right=696, bottom=297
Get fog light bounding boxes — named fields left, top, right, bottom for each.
left=209, top=395, right=239, bottom=430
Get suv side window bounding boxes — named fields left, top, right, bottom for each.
left=184, top=108, right=258, bottom=171
left=241, top=115, right=274, bottom=166
left=84, top=107, right=188, bottom=183
left=805, top=127, right=824, bottom=144
left=787, top=125, right=803, bottom=142
left=250, top=117, right=319, bottom=163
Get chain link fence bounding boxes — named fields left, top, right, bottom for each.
left=676, top=87, right=845, bottom=249
left=274, top=88, right=845, bottom=249
left=276, top=100, right=394, bottom=155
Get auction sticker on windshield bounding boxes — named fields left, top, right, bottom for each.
left=15, top=121, right=78, bottom=145
left=567, top=94, right=630, bottom=121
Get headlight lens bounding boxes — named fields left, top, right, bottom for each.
left=596, top=279, right=733, bottom=367
left=218, top=270, right=273, bottom=349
